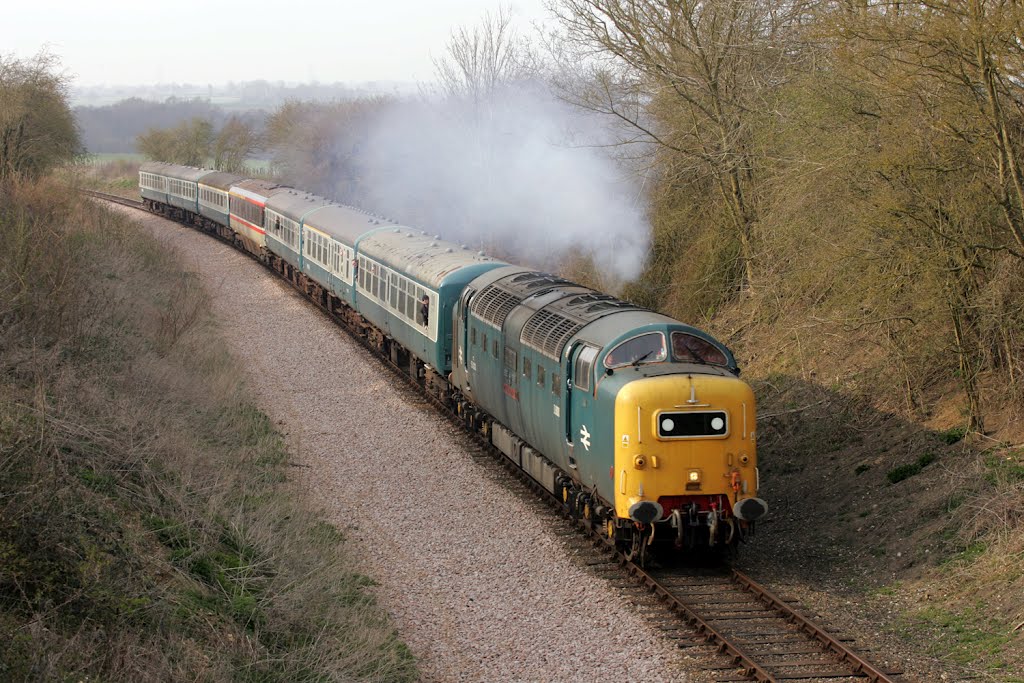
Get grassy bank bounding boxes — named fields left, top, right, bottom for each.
left=0, top=177, right=416, bottom=681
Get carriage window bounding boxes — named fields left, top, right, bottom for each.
left=552, top=372, right=561, bottom=397
left=523, top=357, right=531, bottom=378
left=604, top=332, right=666, bottom=369
left=573, top=346, right=599, bottom=392
left=536, top=364, right=546, bottom=387
left=492, top=339, right=499, bottom=358
left=671, top=332, right=728, bottom=366
left=482, top=332, right=487, bottom=351
left=471, top=327, right=477, bottom=345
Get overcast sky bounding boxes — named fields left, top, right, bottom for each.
left=3, top=0, right=551, bottom=86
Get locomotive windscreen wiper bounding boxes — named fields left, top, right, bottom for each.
left=631, top=349, right=655, bottom=366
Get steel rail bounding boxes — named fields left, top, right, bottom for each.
left=620, top=561, right=777, bottom=681
left=90, top=189, right=904, bottom=683
left=731, top=570, right=897, bottom=682
left=82, top=189, right=143, bottom=209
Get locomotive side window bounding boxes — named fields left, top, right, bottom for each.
left=604, top=332, right=666, bottom=368
left=573, top=346, right=599, bottom=392
left=670, top=332, right=727, bottom=366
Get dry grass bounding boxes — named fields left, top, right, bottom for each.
left=0, top=177, right=416, bottom=681
left=65, top=158, right=142, bottom=199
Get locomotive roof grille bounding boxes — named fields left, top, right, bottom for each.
left=566, top=293, right=615, bottom=307
left=472, top=285, right=523, bottom=328
left=521, top=309, right=586, bottom=360
left=507, top=272, right=573, bottom=293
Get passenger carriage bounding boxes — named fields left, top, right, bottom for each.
left=228, top=179, right=287, bottom=257
left=165, top=166, right=213, bottom=219
left=138, top=161, right=171, bottom=209
left=353, top=229, right=505, bottom=379
left=139, top=162, right=214, bottom=223
left=198, top=171, right=246, bottom=231
left=264, top=191, right=331, bottom=276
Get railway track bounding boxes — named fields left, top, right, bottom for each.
left=87, top=188, right=909, bottom=683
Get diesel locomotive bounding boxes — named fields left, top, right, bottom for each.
left=139, top=161, right=767, bottom=564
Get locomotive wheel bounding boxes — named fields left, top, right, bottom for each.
left=624, top=533, right=648, bottom=567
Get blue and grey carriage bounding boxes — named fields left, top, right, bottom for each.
left=352, top=228, right=505, bottom=377
left=139, top=162, right=212, bottom=219
left=197, top=171, right=246, bottom=229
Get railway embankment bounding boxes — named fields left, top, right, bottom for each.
left=0, top=178, right=416, bottom=681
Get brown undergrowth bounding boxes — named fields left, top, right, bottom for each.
left=0, top=177, right=416, bottom=681
left=716, top=291, right=1024, bottom=681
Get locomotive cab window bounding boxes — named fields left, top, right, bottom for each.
left=604, top=332, right=666, bottom=368
left=671, top=332, right=728, bottom=366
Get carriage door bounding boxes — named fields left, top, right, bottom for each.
left=565, top=343, right=599, bottom=470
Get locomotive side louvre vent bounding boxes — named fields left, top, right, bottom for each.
left=472, top=285, right=523, bottom=329
left=521, top=309, right=585, bottom=360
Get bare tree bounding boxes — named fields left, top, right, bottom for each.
left=432, top=4, right=538, bottom=108
left=213, top=116, right=259, bottom=173
left=135, top=117, right=213, bottom=166
left=0, top=52, right=80, bottom=181
left=549, top=0, right=807, bottom=293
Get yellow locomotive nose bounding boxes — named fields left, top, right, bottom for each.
left=613, top=372, right=765, bottom=525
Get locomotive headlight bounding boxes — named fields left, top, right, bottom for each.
left=710, top=417, right=725, bottom=431
left=687, top=469, right=702, bottom=483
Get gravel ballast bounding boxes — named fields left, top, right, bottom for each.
left=127, top=209, right=694, bottom=682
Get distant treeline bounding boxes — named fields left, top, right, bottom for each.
left=75, top=97, right=265, bottom=154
